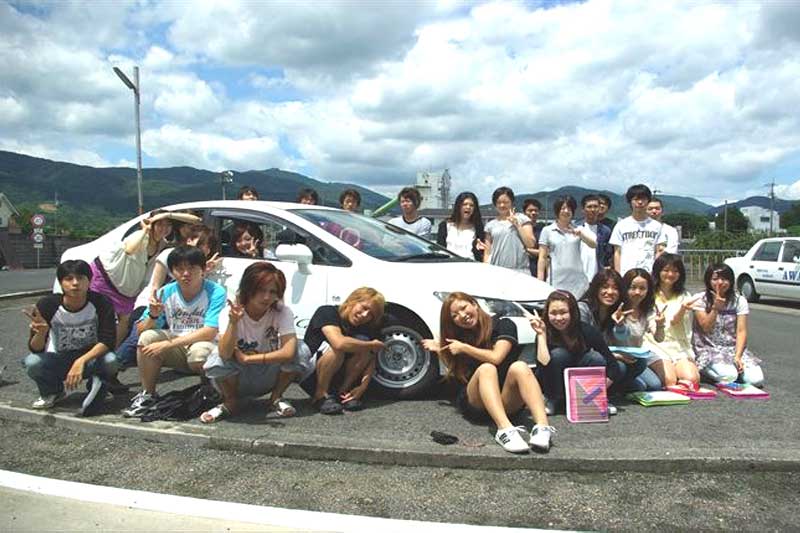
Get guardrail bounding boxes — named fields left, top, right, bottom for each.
left=679, top=249, right=747, bottom=281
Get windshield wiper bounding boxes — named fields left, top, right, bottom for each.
left=390, top=252, right=456, bottom=262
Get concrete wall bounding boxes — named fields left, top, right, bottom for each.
left=0, top=231, right=92, bottom=269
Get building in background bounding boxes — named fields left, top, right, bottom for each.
left=415, top=169, right=451, bottom=210
left=740, top=206, right=782, bottom=233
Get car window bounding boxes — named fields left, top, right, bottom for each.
left=781, top=240, right=800, bottom=263
left=291, top=209, right=465, bottom=262
left=212, top=210, right=349, bottom=267
left=752, top=241, right=781, bottom=262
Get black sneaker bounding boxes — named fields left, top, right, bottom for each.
left=105, top=374, right=129, bottom=395
left=79, top=376, right=108, bottom=417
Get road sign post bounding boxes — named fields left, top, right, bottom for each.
left=31, top=214, right=46, bottom=269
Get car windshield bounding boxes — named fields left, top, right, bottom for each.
left=291, top=209, right=466, bottom=262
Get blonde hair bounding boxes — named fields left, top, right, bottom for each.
left=338, top=287, right=386, bottom=327
left=438, top=292, right=493, bottom=384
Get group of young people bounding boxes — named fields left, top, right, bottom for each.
left=20, top=182, right=764, bottom=456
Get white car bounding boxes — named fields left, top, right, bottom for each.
left=725, top=236, right=800, bottom=302
left=59, top=201, right=554, bottom=398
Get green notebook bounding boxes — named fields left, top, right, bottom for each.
left=627, top=391, right=691, bottom=407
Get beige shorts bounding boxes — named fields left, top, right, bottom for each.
left=138, top=329, right=215, bottom=370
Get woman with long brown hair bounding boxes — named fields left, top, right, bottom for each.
left=422, top=292, right=554, bottom=453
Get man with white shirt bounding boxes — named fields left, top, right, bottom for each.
left=610, top=184, right=667, bottom=275
left=388, top=187, right=432, bottom=239
left=647, top=197, right=680, bottom=254
left=577, top=194, right=611, bottom=282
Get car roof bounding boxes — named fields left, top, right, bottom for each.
left=156, top=200, right=338, bottom=213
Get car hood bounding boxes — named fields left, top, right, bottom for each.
left=376, top=260, right=552, bottom=302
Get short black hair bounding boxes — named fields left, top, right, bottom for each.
left=398, top=187, right=422, bottom=207
left=553, top=195, right=578, bottom=216
left=57, top=260, right=92, bottom=283
left=523, top=198, right=542, bottom=210
left=167, top=245, right=207, bottom=271
left=598, top=193, right=612, bottom=208
left=237, top=185, right=260, bottom=200
left=296, top=188, right=319, bottom=204
left=339, top=188, right=361, bottom=207
left=492, top=186, right=515, bottom=205
left=625, top=184, right=652, bottom=203
left=581, top=194, right=600, bottom=207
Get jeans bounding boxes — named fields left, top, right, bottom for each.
left=630, top=366, right=664, bottom=392
left=116, top=327, right=140, bottom=368
left=702, top=362, right=765, bottom=387
left=608, top=357, right=649, bottom=396
left=536, top=347, right=608, bottom=404
left=23, top=350, right=120, bottom=396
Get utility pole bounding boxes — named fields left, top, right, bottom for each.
left=723, top=200, right=728, bottom=233
left=765, top=179, right=776, bottom=236
left=113, top=66, right=144, bottom=214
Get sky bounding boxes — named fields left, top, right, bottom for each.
left=1, top=0, right=800, bottom=205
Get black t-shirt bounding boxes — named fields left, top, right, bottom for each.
left=539, top=321, right=614, bottom=362
left=31, top=291, right=116, bottom=353
left=304, top=305, right=381, bottom=354
left=461, top=317, right=520, bottom=383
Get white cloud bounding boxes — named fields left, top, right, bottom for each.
left=775, top=179, right=800, bottom=201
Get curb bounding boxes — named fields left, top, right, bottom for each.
left=2, top=404, right=799, bottom=474
left=0, top=289, right=51, bottom=301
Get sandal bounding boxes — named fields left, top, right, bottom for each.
left=270, top=398, right=296, bottom=418
left=314, top=394, right=344, bottom=415
left=200, top=404, right=230, bottom=424
left=341, top=398, right=364, bottom=411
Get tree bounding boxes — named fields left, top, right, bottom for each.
left=780, top=202, right=800, bottom=229
left=711, top=206, right=749, bottom=233
left=663, top=212, right=709, bottom=238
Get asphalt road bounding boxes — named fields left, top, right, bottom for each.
left=0, top=268, right=55, bottom=295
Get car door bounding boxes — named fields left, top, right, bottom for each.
left=749, top=240, right=783, bottom=297
left=210, top=208, right=339, bottom=336
left=776, top=239, right=800, bottom=299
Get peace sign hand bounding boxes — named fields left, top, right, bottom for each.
left=205, top=253, right=221, bottom=273
left=682, top=294, right=703, bottom=312
left=247, top=239, right=261, bottom=257
left=655, top=305, right=666, bottom=327
left=475, top=238, right=488, bottom=251
left=149, top=289, right=164, bottom=318
left=712, top=287, right=727, bottom=311
left=227, top=298, right=245, bottom=323
left=612, top=304, right=634, bottom=325
left=528, top=309, right=546, bottom=336
left=23, top=306, right=49, bottom=335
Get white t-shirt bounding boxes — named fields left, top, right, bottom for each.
left=609, top=216, right=667, bottom=274
left=220, top=304, right=296, bottom=355
left=388, top=216, right=432, bottom=239
left=444, top=222, right=476, bottom=259
left=661, top=223, right=680, bottom=254
left=578, top=222, right=598, bottom=281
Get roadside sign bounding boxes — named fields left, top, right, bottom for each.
left=33, top=243, right=43, bottom=249
left=33, top=233, right=44, bottom=244
left=31, top=214, right=46, bottom=227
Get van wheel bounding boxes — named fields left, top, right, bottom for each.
left=371, top=322, right=439, bottom=399
left=739, top=276, right=759, bottom=303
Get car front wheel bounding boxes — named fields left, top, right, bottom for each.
left=739, top=275, right=760, bottom=303
left=371, top=323, right=439, bottom=399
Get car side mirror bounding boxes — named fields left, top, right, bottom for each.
left=276, top=243, right=313, bottom=273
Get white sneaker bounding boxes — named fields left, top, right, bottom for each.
left=32, top=391, right=65, bottom=409
left=122, top=391, right=156, bottom=418
left=607, top=402, right=618, bottom=416
left=529, top=425, right=556, bottom=453
left=495, top=426, right=529, bottom=454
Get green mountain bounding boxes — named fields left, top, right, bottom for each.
left=0, top=150, right=390, bottom=219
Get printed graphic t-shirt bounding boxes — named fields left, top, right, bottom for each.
left=142, top=279, right=226, bottom=336
left=226, top=304, right=296, bottom=355
left=34, top=291, right=116, bottom=353
left=609, top=216, right=667, bottom=274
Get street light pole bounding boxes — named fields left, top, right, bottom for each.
left=221, top=170, right=234, bottom=200
left=113, top=66, right=144, bottom=215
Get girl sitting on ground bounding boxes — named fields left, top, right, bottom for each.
left=578, top=269, right=650, bottom=396
left=299, top=288, right=386, bottom=414
left=643, top=254, right=701, bottom=387
left=200, top=262, right=314, bottom=423
left=532, top=290, right=628, bottom=416
left=691, top=263, right=764, bottom=386
left=422, top=292, right=555, bottom=454
left=612, top=268, right=667, bottom=391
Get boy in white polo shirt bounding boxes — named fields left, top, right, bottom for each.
left=610, top=184, right=667, bottom=275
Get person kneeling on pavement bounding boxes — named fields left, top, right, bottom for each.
left=200, top=262, right=314, bottom=423
left=124, top=245, right=225, bottom=417
left=300, top=288, right=386, bottom=414
left=22, top=259, right=119, bottom=416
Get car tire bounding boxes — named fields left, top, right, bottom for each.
left=739, top=275, right=760, bottom=303
left=370, top=320, right=439, bottom=400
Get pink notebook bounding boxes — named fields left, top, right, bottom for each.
left=564, top=367, right=609, bottom=423
left=666, top=384, right=718, bottom=400
left=716, top=382, right=770, bottom=399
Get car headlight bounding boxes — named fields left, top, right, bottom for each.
left=433, top=292, right=533, bottom=317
